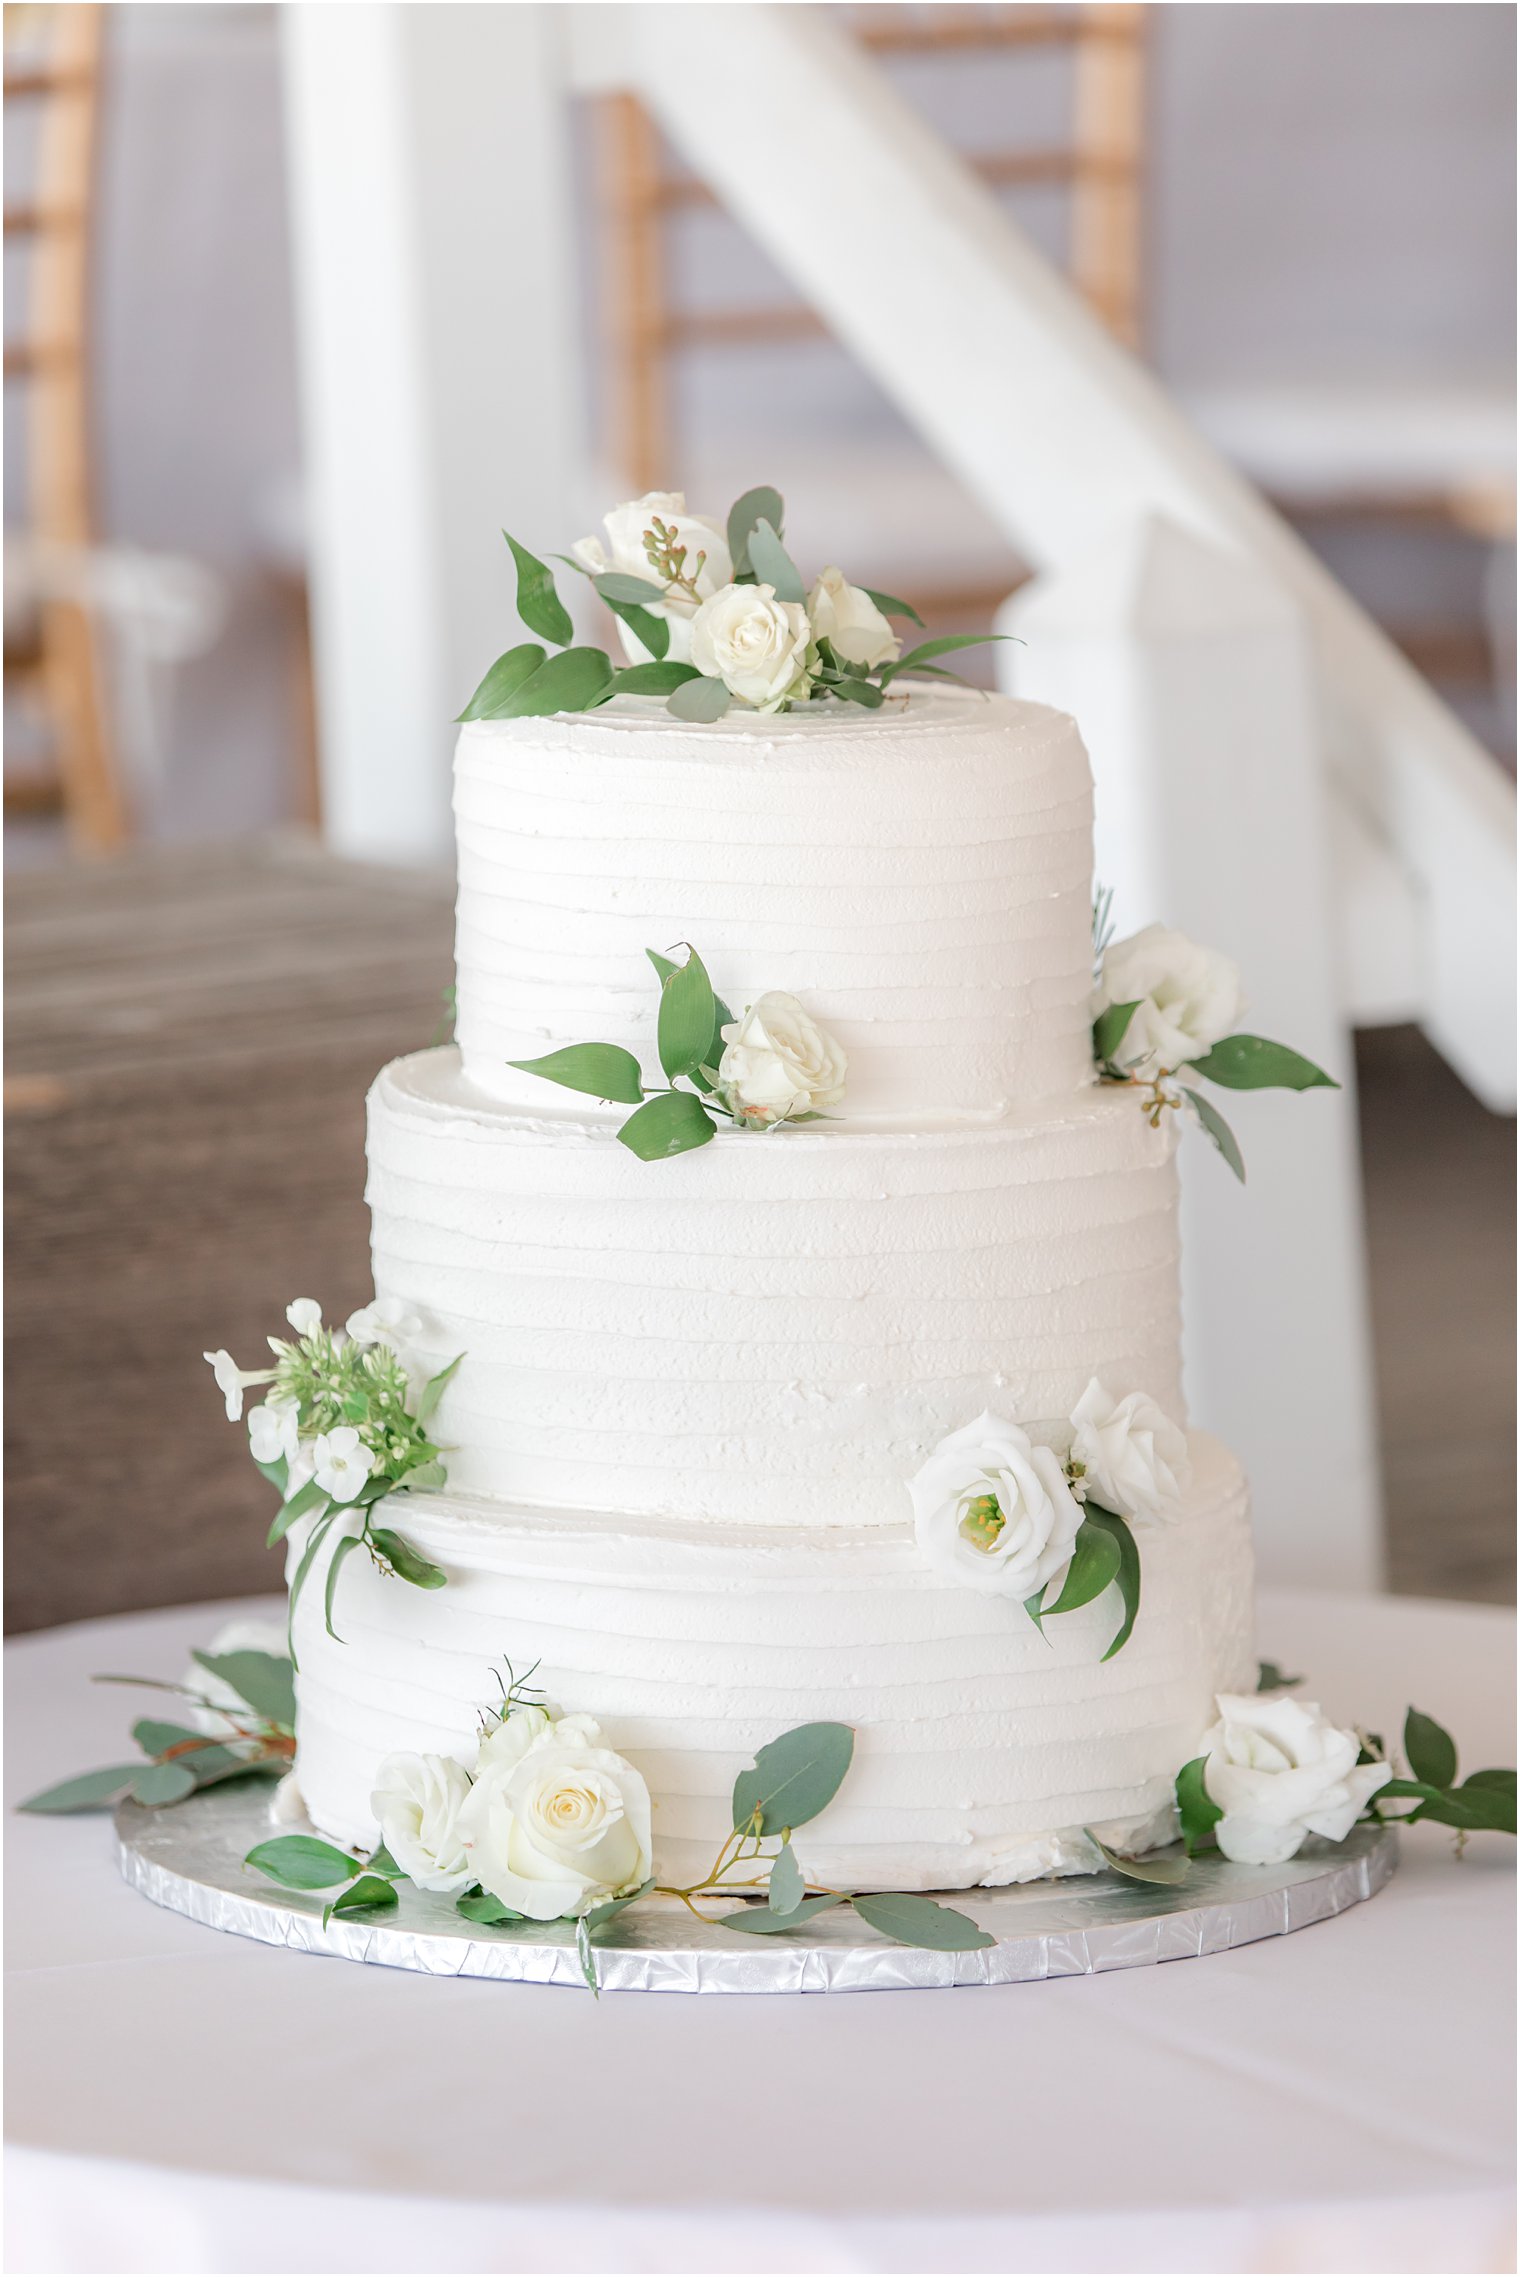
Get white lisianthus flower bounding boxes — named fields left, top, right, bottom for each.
left=248, top=1395, right=301, bottom=1468
left=181, top=1617, right=290, bottom=1751
left=458, top=1716, right=653, bottom=1922
left=717, top=992, right=848, bottom=1125
left=908, top=1412, right=1085, bottom=1602
left=806, top=566, right=900, bottom=671
left=285, top=1298, right=323, bottom=1337
left=1094, top=924, right=1247, bottom=1081
left=371, top=1752, right=475, bottom=1893
left=1068, top=1378, right=1190, bottom=1525
left=572, top=491, right=731, bottom=665
left=345, top=1295, right=423, bottom=1350
left=203, top=1348, right=275, bottom=1422
left=688, top=582, right=814, bottom=711
left=311, top=1425, right=376, bottom=1504
left=1201, top=1693, right=1393, bottom=1866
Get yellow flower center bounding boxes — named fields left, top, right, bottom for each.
left=958, top=1491, right=1005, bottom=1553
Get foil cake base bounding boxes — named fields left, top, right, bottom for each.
left=115, top=1783, right=1397, bottom=1993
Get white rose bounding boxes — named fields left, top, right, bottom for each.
left=1095, top=924, right=1247, bottom=1081
left=806, top=566, right=900, bottom=671
left=457, top=1717, right=653, bottom=1922
left=371, top=1751, right=475, bottom=1893
left=473, top=1702, right=557, bottom=1773
left=1201, top=1693, right=1393, bottom=1866
left=572, top=491, right=731, bottom=665
left=688, top=582, right=814, bottom=711
left=248, top=1395, right=301, bottom=1468
left=908, top=1411, right=1085, bottom=1602
left=311, top=1425, right=376, bottom=1504
left=1069, top=1377, right=1190, bottom=1525
left=181, top=1617, right=290, bottom=1751
left=717, top=992, right=848, bottom=1124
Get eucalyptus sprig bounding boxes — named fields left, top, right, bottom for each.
left=18, top=1647, right=297, bottom=1815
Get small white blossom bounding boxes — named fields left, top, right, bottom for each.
left=248, top=1396, right=302, bottom=1467
left=203, top=1348, right=275, bottom=1423
left=311, top=1425, right=376, bottom=1504
left=285, top=1298, right=323, bottom=1337
left=346, top=1295, right=423, bottom=1350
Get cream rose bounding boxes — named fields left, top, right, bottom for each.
left=717, top=992, right=848, bottom=1124
left=457, top=1716, right=653, bottom=1922
left=572, top=491, right=730, bottom=665
left=688, top=582, right=813, bottom=711
left=1068, top=1377, right=1190, bottom=1525
left=908, top=1411, right=1084, bottom=1602
left=806, top=566, right=900, bottom=671
left=1201, top=1693, right=1392, bottom=1866
left=371, top=1751, right=475, bottom=1893
left=1095, top=924, right=1246, bottom=1080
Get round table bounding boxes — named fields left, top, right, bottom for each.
left=6, top=1589, right=1515, bottom=2276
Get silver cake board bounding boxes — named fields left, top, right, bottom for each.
left=115, top=1783, right=1397, bottom=1994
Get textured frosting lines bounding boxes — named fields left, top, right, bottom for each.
left=366, top=1050, right=1185, bottom=1529
left=452, top=688, right=1096, bottom=1121
left=290, top=1436, right=1256, bottom=1891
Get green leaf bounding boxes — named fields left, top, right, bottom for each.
left=1462, top=1768, right=1517, bottom=1796
left=617, top=1089, right=717, bottom=1161
left=768, top=1841, right=805, bottom=1916
left=456, top=642, right=546, bottom=722
left=368, top=1528, right=447, bottom=1590
left=323, top=1874, right=400, bottom=1928
left=455, top=1887, right=527, bottom=1925
left=851, top=1891, right=995, bottom=1951
left=323, top=1530, right=365, bottom=1641
left=668, top=675, right=731, bottom=723
left=1042, top=1516, right=1122, bottom=1618
left=365, top=1842, right=406, bottom=1880
left=594, top=570, right=667, bottom=605
left=1404, top=1707, right=1459, bottom=1790
left=1188, top=1034, right=1339, bottom=1091
left=245, top=1834, right=358, bottom=1890
left=881, top=632, right=1009, bottom=683
left=576, top=1915, right=600, bottom=1996
left=267, top=1474, right=327, bottom=1548
left=647, top=952, right=731, bottom=1090
left=416, top=1351, right=464, bottom=1426
left=1092, top=1000, right=1140, bottom=1067
left=253, top=1452, right=289, bottom=1496
left=131, top=1759, right=199, bottom=1806
left=1175, top=1756, right=1223, bottom=1853
left=17, top=1763, right=140, bottom=1814
left=584, top=1877, right=655, bottom=1932
left=400, top=1458, right=447, bottom=1492
left=1023, top=1586, right=1048, bottom=1636
left=284, top=1508, right=339, bottom=1665
left=1256, top=1660, right=1304, bottom=1691
left=656, top=945, right=717, bottom=1084
left=717, top=1893, right=847, bottom=1934
left=726, top=485, right=785, bottom=577
left=611, top=662, right=701, bottom=696
left=829, top=676, right=885, bottom=708
left=192, top=1649, right=297, bottom=1730
left=747, top=518, right=805, bottom=604
left=503, top=530, right=574, bottom=646
left=1081, top=1502, right=1142, bottom=1660
left=493, top=645, right=615, bottom=720
left=862, top=586, right=924, bottom=627
left=1087, top=1833, right=1189, bottom=1885
left=1182, top=1087, right=1246, bottom=1182
left=602, top=597, right=669, bottom=661
left=731, top=1721, right=855, bottom=1837
left=508, top=1042, right=645, bottom=1105
left=131, top=1718, right=204, bottom=1757
left=1381, top=1779, right=1516, bottom=1834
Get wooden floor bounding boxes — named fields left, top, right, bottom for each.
left=5, top=838, right=1514, bottom=1631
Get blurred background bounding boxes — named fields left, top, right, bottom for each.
left=5, top=1, right=1515, bottom=1631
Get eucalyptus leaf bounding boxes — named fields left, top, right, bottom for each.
left=131, top=1718, right=205, bottom=1757
left=1087, top=1832, right=1189, bottom=1885
left=1042, top=1517, right=1122, bottom=1618
left=1080, top=1502, right=1141, bottom=1660
left=594, top=570, right=668, bottom=605
left=131, top=1759, right=199, bottom=1807
left=746, top=519, right=805, bottom=604
left=493, top=645, right=615, bottom=719
left=731, top=1721, right=854, bottom=1837
left=456, top=1888, right=527, bottom=1925
left=509, top=1042, right=645, bottom=1105
left=1092, top=1000, right=1140, bottom=1068
left=192, top=1649, right=297, bottom=1730
left=862, top=586, right=924, bottom=627
left=1256, top=1660, right=1304, bottom=1691
left=456, top=642, right=547, bottom=722
left=323, top=1874, right=400, bottom=1927
left=852, top=1891, right=994, bottom=1951
left=1404, top=1707, right=1458, bottom=1790
left=617, top=1089, right=717, bottom=1161
left=368, top=1528, right=447, bottom=1590
left=416, top=1351, right=464, bottom=1426
left=726, top=485, right=785, bottom=577
left=584, top=1877, right=656, bottom=1932
left=267, top=1474, right=328, bottom=1548
left=768, top=1841, right=805, bottom=1916
left=576, top=1915, right=600, bottom=1995
left=324, top=1529, right=365, bottom=1641
left=1188, top=1034, right=1339, bottom=1092
left=657, top=945, right=717, bottom=1083
left=717, top=1892, right=846, bottom=1934
left=612, top=662, right=701, bottom=695
left=17, top=1763, right=140, bottom=1814
left=1174, top=1756, right=1222, bottom=1852
left=668, top=675, right=731, bottom=723
left=1182, top=1088, right=1246, bottom=1182
left=245, top=1834, right=358, bottom=1890
left=503, top=530, right=574, bottom=646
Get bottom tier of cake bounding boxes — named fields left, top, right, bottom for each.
left=290, top=1433, right=1255, bottom=1891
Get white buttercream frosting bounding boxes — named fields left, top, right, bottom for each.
left=451, top=687, right=1096, bottom=1121
left=367, top=1047, right=1186, bottom=1526
left=290, top=1435, right=1255, bottom=1891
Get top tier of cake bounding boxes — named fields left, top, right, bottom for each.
left=453, top=686, right=1096, bottom=1123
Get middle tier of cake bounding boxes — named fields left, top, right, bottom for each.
left=368, top=1048, right=1184, bottom=1527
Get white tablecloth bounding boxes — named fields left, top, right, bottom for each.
left=6, top=1589, right=1515, bottom=2276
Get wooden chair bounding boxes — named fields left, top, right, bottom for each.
left=4, top=1, right=127, bottom=849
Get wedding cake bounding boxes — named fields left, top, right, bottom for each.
left=289, top=678, right=1258, bottom=1891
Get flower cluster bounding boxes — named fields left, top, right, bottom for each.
left=458, top=486, right=1003, bottom=728
left=1091, top=913, right=1338, bottom=1181
left=511, top=943, right=847, bottom=1161
left=203, top=1299, right=463, bottom=1645
left=907, top=1378, right=1189, bottom=1656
